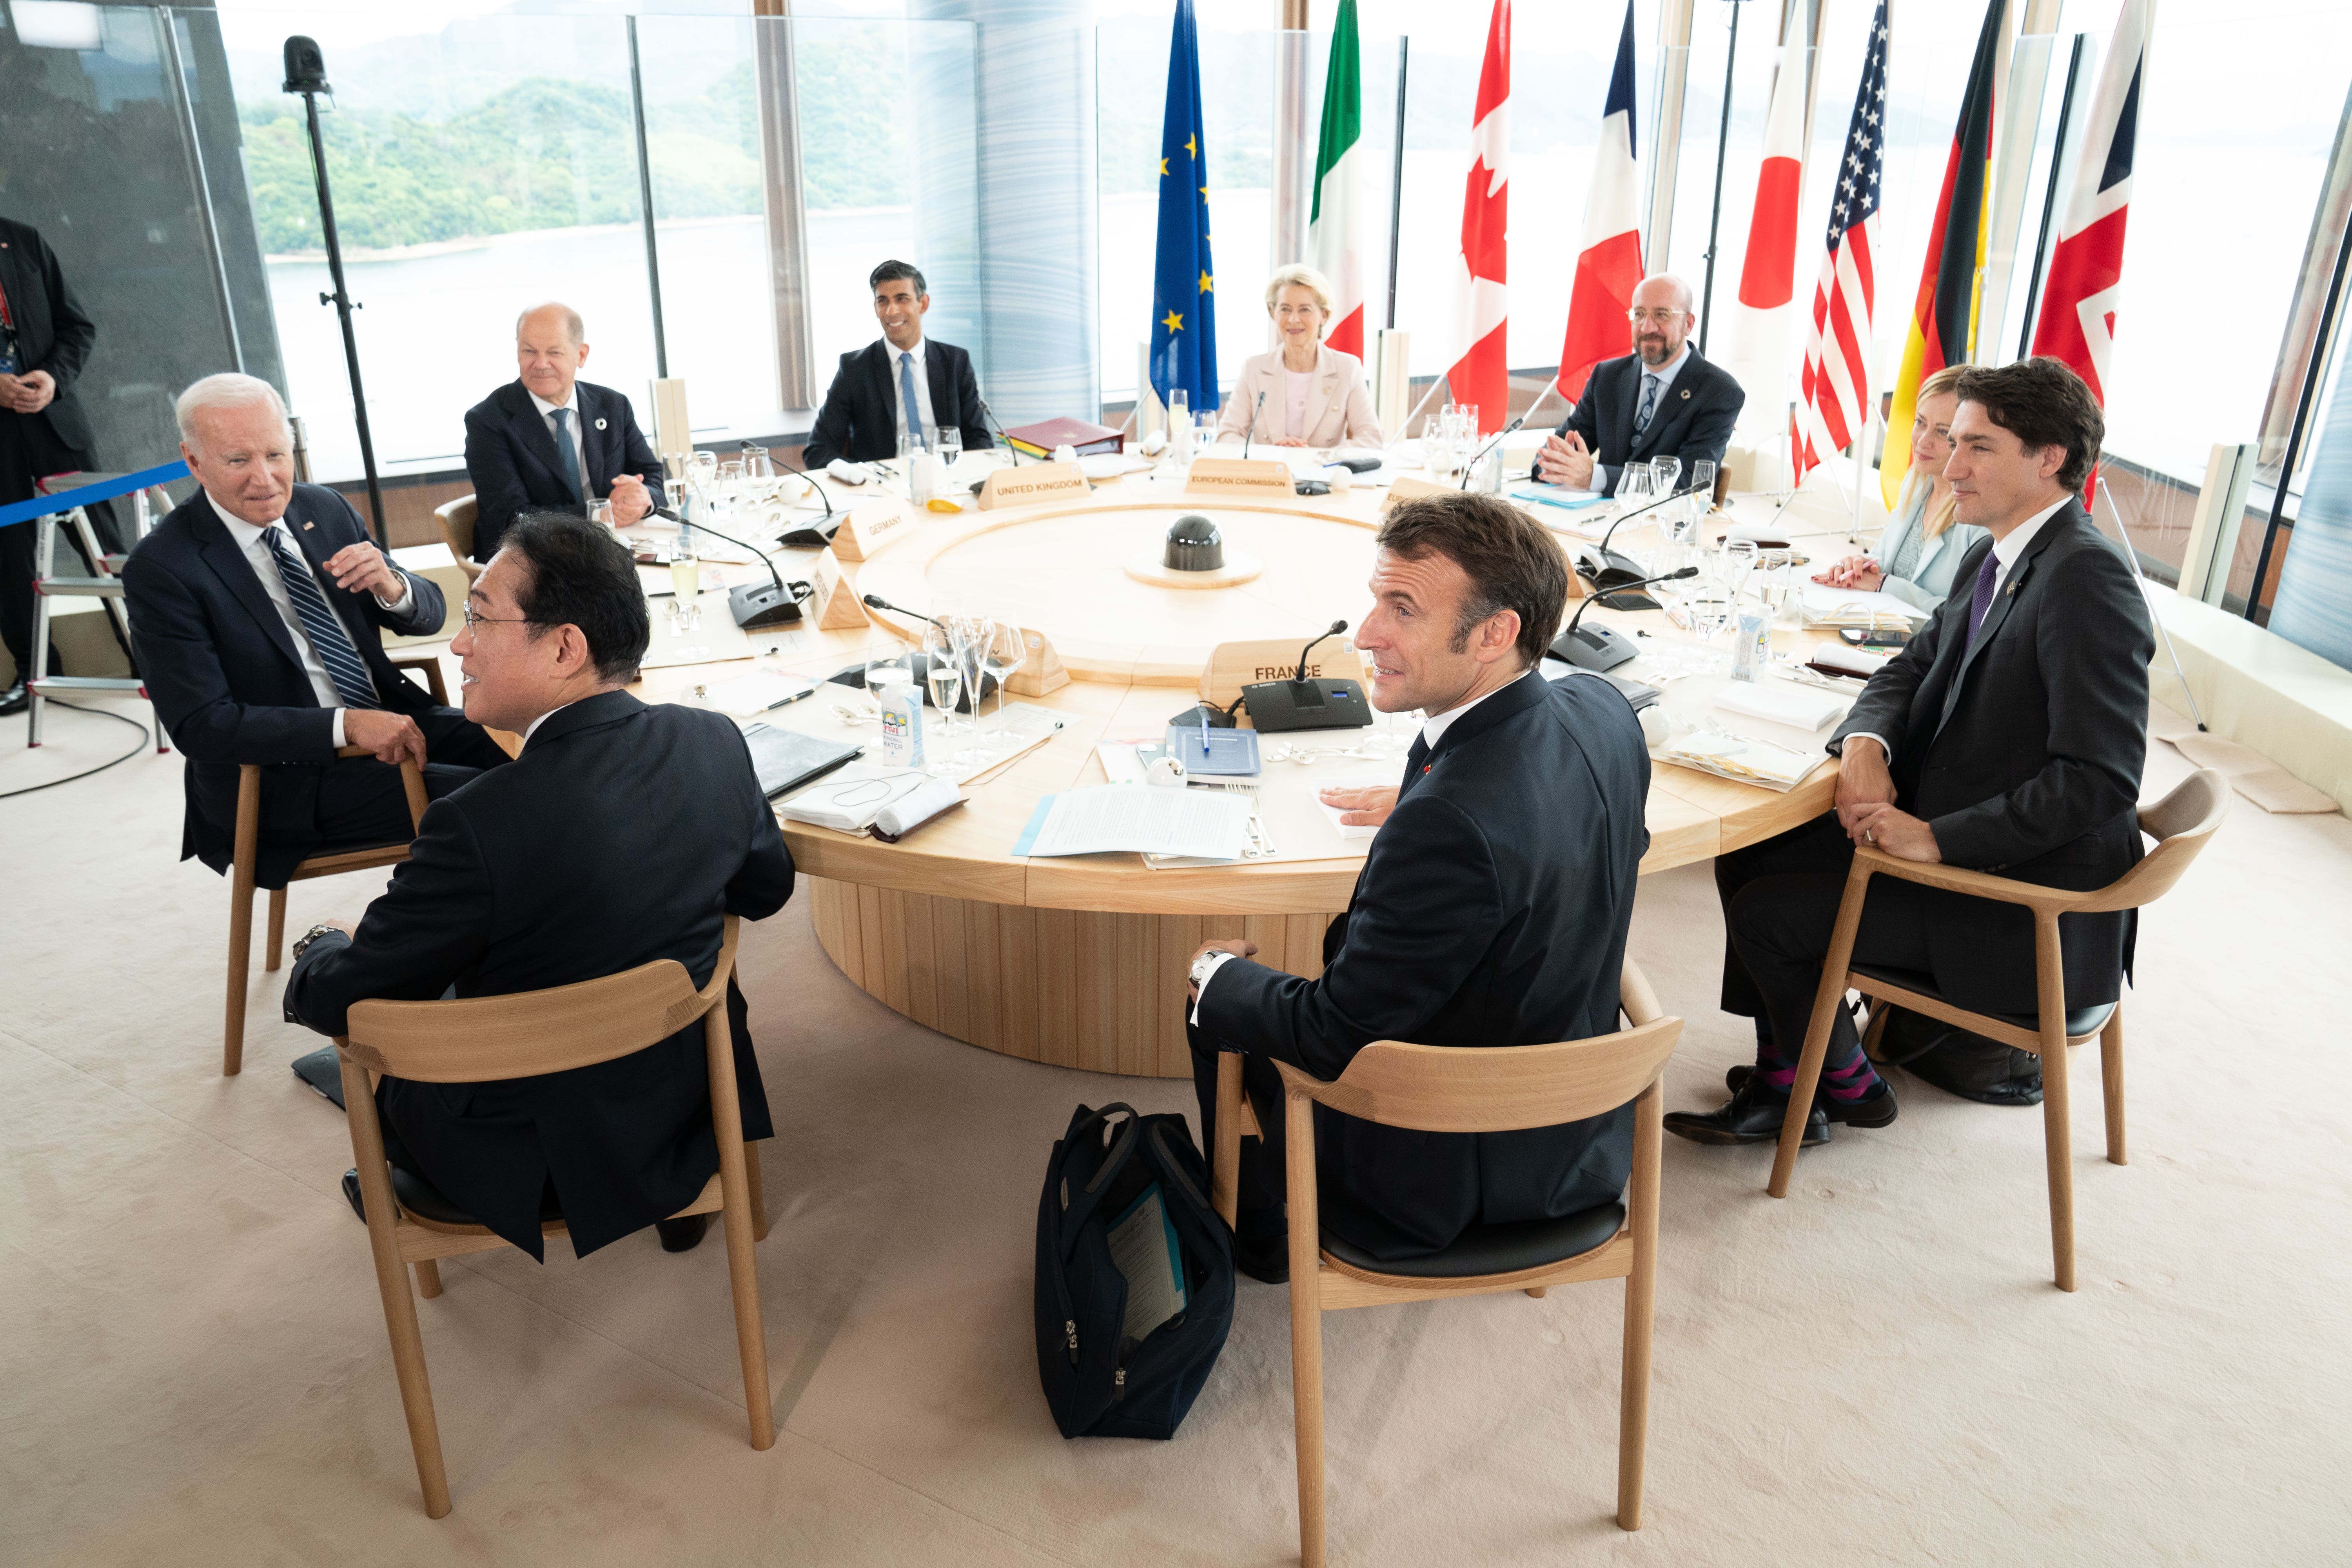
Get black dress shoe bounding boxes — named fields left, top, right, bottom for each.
left=0, top=682, right=26, bottom=717
left=1726, top=1065, right=1899, bottom=1128
left=1664, top=1081, right=1829, bottom=1147
left=656, top=1214, right=709, bottom=1253
left=341, top=1168, right=368, bottom=1223
left=1234, top=1229, right=1290, bottom=1285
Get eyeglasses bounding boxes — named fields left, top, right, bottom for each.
left=1627, top=309, right=1688, bottom=326
left=458, top=604, right=540, bottom=632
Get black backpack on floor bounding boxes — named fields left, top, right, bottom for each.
left=1034, top=1102, right=1234, bottom=1440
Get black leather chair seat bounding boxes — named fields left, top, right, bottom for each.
left=1320, top=1201, right=1626, bottom=1280
left=1851, top=962, right=2116, bottom=1038
left=342, top=1165, right=563, bottom=1229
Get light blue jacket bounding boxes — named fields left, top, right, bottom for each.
left=1871, top=483, right=1989, bottom=611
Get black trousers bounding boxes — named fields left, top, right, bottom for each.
left=311, top=706, right=511, bottom=854
left=1186, top=1016, right=1291, bottom=1246
left=0, top=408, right=126, bottom=677
left=1715, top=810, right=1936, bottom=1075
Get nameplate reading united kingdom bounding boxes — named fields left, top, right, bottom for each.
left=1183, top=458, right=1294, bottom=497
left=978, top=462, right=1090, bottom=510
left=829, top=495, right=916, bottom=562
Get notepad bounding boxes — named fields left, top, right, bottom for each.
left=1161, top=724, right=1261, bottom=777
left=1713, top=679, right=1849, bottom=733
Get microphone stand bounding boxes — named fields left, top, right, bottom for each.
left=650, top=505, right=808, bottom=629
left=1240, top=390, right=1267, bottom=460
left=1292, top=619, right=1348, bottom=681
left=977, top=397, right=1021, bottom=464
left=1548, top=566, right=1699, bottom=670
left=1584, top=480, right=1705, bottom=586
left=1456, top=413, right=1528, bottom=490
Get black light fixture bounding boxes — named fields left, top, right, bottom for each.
left=283, top=37, right=387, bottom=543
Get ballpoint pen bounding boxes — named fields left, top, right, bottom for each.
left=1199, top=710, right=1210, bottom=759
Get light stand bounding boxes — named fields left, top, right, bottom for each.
left=283, top=36, right=385, bottom=544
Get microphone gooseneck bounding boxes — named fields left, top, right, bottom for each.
left=976, top=397, right=1019, bottom=463
left=652, top=505, right=786, bottom=597
left=773, top=460, right=833, bottom=517
left=1456, top=413, right=1529, bottom=490
left=1567, top=564, right=1698, bottom=624
left=860, top=592, right=946, bottom=630
left=1294, top=619, right=1348, bottom=681
left=1592, top=480, right=1704, bottom=562
left=1241, top=390, right=1267, bottom=460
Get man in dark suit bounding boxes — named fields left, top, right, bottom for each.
left=801, top=260, right=991, bottom=468
left=1534, top=273, right=1744, bottom=495
left=285, top=514, right=793, bottom=1258
left=1668, top=357, right=2154, bottom=1147
left=124, top=374, right=510, bottom=891
left=0, top=214, right=125, bottom=711
left=461, top=302, right=663, bottom=562
left=1187, top=491, right=1651, bottom=1278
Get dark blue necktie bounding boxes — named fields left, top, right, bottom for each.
left=1397, top=732, right=1432, bottom=802
left=1635, top=373, right=1661, bottom=434
left=1965, top=550, right=2001, bottom=648
left=899, top=351, right=926, bottom=451
left=263, top=528, right=379, bottom=710
left=549, top=407, right=584, bottom=502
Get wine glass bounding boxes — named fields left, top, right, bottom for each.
left=1650, top=456, right=1682, bottom=511
left=922, top=620, right=967, bottom=771
left=953, top=613, right=996, bottom=764
left=1720, top=537, right=1760, bottom=608
left=982, top=618, right=1025, bottom=746
left=688, top=448, right=718, bottom=498
left=1687, top=557, right=1733, bottom=641
left=936, top=426, right=963, bottom=479
left=667, top=535, right=710, bottom=656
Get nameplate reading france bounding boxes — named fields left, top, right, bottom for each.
left=978, top=462, right=1089, bottom=510
left=1183, top=458, right=1294, bottom=497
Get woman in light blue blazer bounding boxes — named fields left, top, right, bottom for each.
left=1814, top=364, right=1987, bottom=611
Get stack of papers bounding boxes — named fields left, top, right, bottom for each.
left=1713, top=679, right=1850, bottom=732
left=1657, top=731, right=1830, bottom=793
left=1014, top=786, right=1253, bottom=860
left=1510, top=484, right=1608, bottom=511
left=1799, top=583, right=1926, bottom=628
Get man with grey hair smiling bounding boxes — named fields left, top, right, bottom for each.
left=122, top=372, right=508, bottom=895
left=461, top=301, right=662, bottom=562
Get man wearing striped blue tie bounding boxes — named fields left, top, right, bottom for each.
left=124, top=374, right=511, bottom=893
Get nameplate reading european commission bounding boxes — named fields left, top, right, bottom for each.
left=1183, top=458, right=1294, bottom=497
left=977, top=462, right=1089, bottom=510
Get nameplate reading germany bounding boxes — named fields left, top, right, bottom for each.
left=830, top=496, right=916, bottom=562
left=1184, top=457, right=1294, bottom=496
left=978, top=462, right=1089, bottom=510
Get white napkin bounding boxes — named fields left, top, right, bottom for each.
left=873, top=777, right=964, bottom=839
left=825, top=459, right=872, bottom=485
left=1713, top=679, right=1849, bottom=732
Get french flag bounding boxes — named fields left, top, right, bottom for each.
left=1555, top=1, right=1643, bottom=406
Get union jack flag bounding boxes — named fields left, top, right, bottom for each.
left=1794, top=0, right=1888, bottom=481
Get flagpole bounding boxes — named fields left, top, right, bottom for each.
left=1387, top=38, right=1408, bottom=330
left=1696, top=0, right=1751, bottom=354
left=2015, top=33, right=2087, bottom=360
left=1851, top=308, right=1875, bottom=544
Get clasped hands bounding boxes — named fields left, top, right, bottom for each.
left=606, top=472, right=654, bottom=524
left=1835, top=737, right=1939, bottom=862
left=0, top=369, right=57, bottom=414
left=1533, top=431, right=1595, bottom=490
left=1814, top=555, right=1885, bottom=591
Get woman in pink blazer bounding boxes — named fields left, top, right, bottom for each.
left=1215, top=265, right=1385, bottom=450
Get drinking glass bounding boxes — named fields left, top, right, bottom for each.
left=865, top=650, right=916, bottom=710
left=1720, top=537, right=1760, bottom=609
left=921, top=621, right=967, bottom=772
left=1687, top=557, right=1733, bottom=641
left=950, top=613, right=996, bottom=764
left=1615, top=457, right=1655, bottom=508
left=982, top=619, right=1025, bottom=745
left=936, top=427, right=963, bottom=477
left=688, top=449, right=718, bottom=495
left=1650, top=456, right=1682, bottom=501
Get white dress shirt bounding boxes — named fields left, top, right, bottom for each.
left=522, top=698, right=582, bottom=748
left=1192, top=667, right=1539, bottom=1022
left=1637, top=343, right=1692, bottom=411
left=883, top=336, right=938, bottom=453
left=1840, top=492, right=2073, bottom=768
left=528, top=385, right=590, bottom=496
left=206, top=490, right=414, bottom=748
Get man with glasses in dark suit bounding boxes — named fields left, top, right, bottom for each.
left=1533, top=272, right=1745, bottom=496
left=461, top=302, right=664, bottom=562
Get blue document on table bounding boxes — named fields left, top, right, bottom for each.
left=1510, top=484, right=1608, bottom=510
left=1162, top=724, right=1260, bottom=777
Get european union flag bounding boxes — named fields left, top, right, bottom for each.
left=1149, top=0, right=1217, bottom=413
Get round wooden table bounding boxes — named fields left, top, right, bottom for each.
left=631, top=467, right=1843, bottom=1078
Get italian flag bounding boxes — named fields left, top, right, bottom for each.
left=1309, top=0, right=1367, bottom=359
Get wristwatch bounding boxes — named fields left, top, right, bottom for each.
left=1189, top=949, right=1229, bottom=993
left=290, top=922, right=343, bottom=962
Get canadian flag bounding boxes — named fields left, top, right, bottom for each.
left=1555, top=0, right=1642, bottom=406
left=1448, top=0, right=1510, bottom=435
left=2030, top=0, right=2152, bottom=410
left=1722, top=2, right=1817, bottom=426
left=1308, top=0, right=1367, bottom=359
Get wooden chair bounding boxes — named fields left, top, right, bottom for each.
left=1212, top=960, right=1682, bottom=1565
left=434, top=494, right=483, bottom=582
left=1768, top=768, right=2232, bottom=1290
left=224, top=743, right=427, bottom=1075
left=334, top=914, right=773, bottom=1518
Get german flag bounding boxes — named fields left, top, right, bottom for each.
left=1881, top=0, right=2004, bottom=506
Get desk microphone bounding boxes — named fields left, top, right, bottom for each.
left=1584, top=481, right=1704, bottom=586
left=1240, top=390, right=1267, bottom=460
left=976, top=397, right=1020, bottom=463
left=858, top=591, right=943, bottom=629
left=1292, top=619, right=1348, bottom=681
left=649, top=505, right=810, bottom=629
left=1456, top=414, right=1527, bottom=490
left=843, top=594, right=997, bottom=713
left=1546, top=566, right=1697, bottom=671
left=770, top=457, right=841, bottom=547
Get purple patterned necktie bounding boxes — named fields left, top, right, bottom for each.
left=1966, top=550, right=2000, bottom=647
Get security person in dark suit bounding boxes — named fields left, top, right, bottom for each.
left=285, top=514, right=794, bottom=1258
left=124, top=375, right=510, bottom=891
left=1186, top=491, right=1652, bottom=1277
left=1535, top=273, right=1744, bottom=495
left=461, top=302, right=664, bottom=562
left=1669, top=357, right=2154, bottom=1147
left=0, top=214, right=124, bottom=711
left=801, top=260, right=992, bottom=468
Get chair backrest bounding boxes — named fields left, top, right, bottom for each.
left=2079, top=767, right=2231, bottom=914
left=435, top=495, right=482, bottom=580
left=341, top=917, right=737, bottom=1082
left=1279, top=962, right=1682, bottom=1135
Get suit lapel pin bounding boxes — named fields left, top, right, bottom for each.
left=301, top=521, right=315, bottom=530
left=1679, top=388, right=1691, bottom=399
left=594, top=416, right=608, bottom=431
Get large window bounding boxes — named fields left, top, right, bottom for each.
left=212, top=4, right=978, bottom=483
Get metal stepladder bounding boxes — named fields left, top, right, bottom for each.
left=25, top=474, right=176, bottom=751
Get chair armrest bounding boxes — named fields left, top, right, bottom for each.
left=336, top=744, right=429, bottom=830
left=387, top=653, right=448, bottom=707
left=1851, top=845, right=2088, bottom=914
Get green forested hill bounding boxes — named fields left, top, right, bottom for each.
left=242, top=44, right=909, bottom=254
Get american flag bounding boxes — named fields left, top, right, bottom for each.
left=1793, top=0, right=1889, bottom=482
